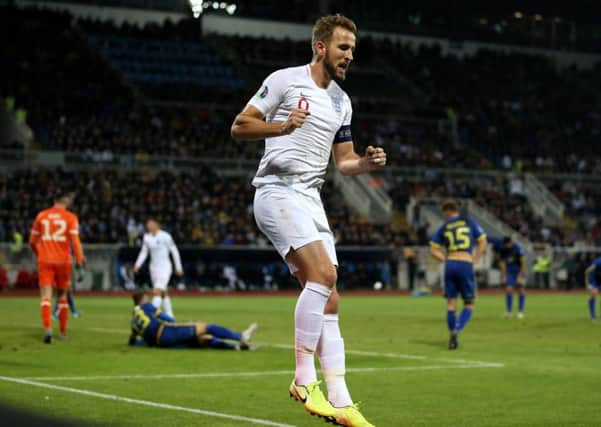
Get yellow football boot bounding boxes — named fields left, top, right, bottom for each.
left=332, top=403, right=375, bottom=427
left=289, top=380, right=336, bottom=420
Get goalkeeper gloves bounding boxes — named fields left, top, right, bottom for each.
left=75, top=264, right=86, bottom=283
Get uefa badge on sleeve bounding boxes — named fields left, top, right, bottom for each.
left=257, top=85, right=269, bottom=99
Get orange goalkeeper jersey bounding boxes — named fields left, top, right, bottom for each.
left=29, top=206, right=84, bottom=265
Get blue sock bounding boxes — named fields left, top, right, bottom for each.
left=456, top=308, right=473, bottom=332
left=446, top=310, right=456, bottom=331
left=518, top=293, right=526, bottom=313
left=589, top=298, right=596, bottom=319
left=506, top=292, right=513, bottom=313
left=208, top=337, right=237, bottom=350
left=67, top=292, right=77, bottom=313
left=206, top=324, right=242, bottom=341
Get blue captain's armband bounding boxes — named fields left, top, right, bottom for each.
left=334, top=125, right=352, bottom=143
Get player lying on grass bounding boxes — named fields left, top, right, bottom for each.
left=128, top=291, right=258, bottom=350
left=585, top=256, right=601, bottom=321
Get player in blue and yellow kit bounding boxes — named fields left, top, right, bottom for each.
left=494, top=237, right=527, bottom=319
left=585, top=257, right=601, bottom=321
left=430, top=200, right=487, bottom=350
left=129, top=291, right=258, bottom=350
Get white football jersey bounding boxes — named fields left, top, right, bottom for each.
left=134, top=230, right=182, bottom=273
left=248, top=64, right=353, bottom=191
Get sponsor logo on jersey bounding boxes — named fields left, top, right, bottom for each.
left=257, top=85, right=269, bottom=99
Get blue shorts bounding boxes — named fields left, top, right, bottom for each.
left=506, top=271, right=521, bottom=286
left=444, top=260, right=475, bottom=301
left=157, top=324, right=198, bottom=348
left=587, top=270, right=600, bottom=291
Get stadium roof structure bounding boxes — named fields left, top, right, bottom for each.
left=28, top=0, right=601, bottom=22
left=13, top=0, right=601, bottom=52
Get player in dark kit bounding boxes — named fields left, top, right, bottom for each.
left=585, top=257, right=601, bottom=321
left=495, top=237, right=527, bottom=319
left=430, top=200, right=487, bottom=350
left=129, top=291, right=258, bottom=350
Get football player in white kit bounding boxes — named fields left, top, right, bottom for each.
left=231, top=15, right=386, bottom=427
left=133, top=218, right=183, bottom=318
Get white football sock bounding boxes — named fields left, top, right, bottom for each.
left=317, top=314, right=353, bottom=407
left=162, top=296, right=174, bottom=318
left=294, top=281, right=332, bottom=386
left=152, top=295, right=162, bottom=310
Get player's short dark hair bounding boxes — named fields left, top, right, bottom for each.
left=441, top=199, right=459, bottom=213
left=311, top=14, right=357, bottom=55
left=53, top=190, right=74, bottom=204
left=132, top=291, right=147, bottom=306
left=503, top=236, right=512, bottom=245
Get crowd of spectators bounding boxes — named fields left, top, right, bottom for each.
left=0, top=168, right=413, bottom=248
left=0, top=167, right=260, bottom=246
left=3, top=7, right=601, bottom=251
left=5, top=7, right=600, bottom=177
left=386, top=169, right=601, bottom=246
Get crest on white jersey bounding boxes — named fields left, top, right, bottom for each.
left=331, top=95, right=342, bottom=114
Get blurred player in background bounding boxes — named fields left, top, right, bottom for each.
left=29, top=192, right=85, bottom=343
left=585, top=256, right=601, bottom=321
left=430, top=200, right=487, bottom=350
left=496, top=236, right=527, bottom=319
left=128, top=291, right=258, bottom=350
left=231, top=14, right=384, bottom=427
left=52, top=288, right=82, bottom=320
left=134, top=218, right=182, bottom=318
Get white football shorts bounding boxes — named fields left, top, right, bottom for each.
left=253, top=183, right=338, bottom=273
left=150, top=266, right=172, bottom=291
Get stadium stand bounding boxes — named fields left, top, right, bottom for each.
left=1, top=5, right=600, bottom=285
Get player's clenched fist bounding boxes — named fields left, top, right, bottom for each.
left=365, top=145, right=387, bottom=169
left=281, top=108, right=310, bottom=135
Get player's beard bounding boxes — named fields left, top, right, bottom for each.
left=324, top=54, right=346, bottom=83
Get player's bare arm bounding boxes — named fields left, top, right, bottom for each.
left=499, top=259, right=507, bottom=283
left=473, top=237, right=487, bottom=265
left=231, top=105, right=310, bottom=141
left=518, top=256, right=527, bottom=283
left=332, top=142, right=387, bottom=176
left=430, top=245, right=446, bottom=262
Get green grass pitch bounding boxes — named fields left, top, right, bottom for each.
left=0, top=293, right=599, bottom=426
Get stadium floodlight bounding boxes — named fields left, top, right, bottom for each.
left=190, top=0, right=237, bottom=17
left=189, top=0, right=203, bottom=18
left=514, top=11, right=523, bottom=19
left=226, top=4, right=237, bottom=15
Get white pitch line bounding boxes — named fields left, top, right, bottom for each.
left=268, top=343, right=427, bottom=360
left=23, top=363, right=502, bottom=382
left=0, top=376, right=296, bottom=427
left=73, top=328, right=506, bottom=368
left=269, top=343, right=504, bottom=367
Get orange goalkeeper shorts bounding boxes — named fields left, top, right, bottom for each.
left=38, top=263, right=72, bottom=290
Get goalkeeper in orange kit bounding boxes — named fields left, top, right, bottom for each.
left=29, top=192, right=86, bottom=343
